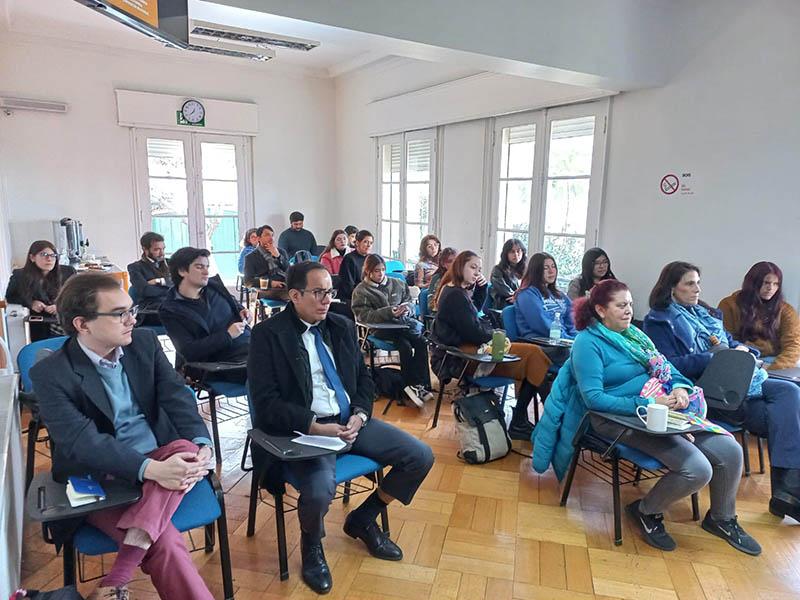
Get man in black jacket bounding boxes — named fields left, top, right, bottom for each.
left=127, top=232, right=172, bottom=311
left=30, top=271, right=214, bottom=599
left=159, top=247, right=250, bottom=382
left=244, top=224, right=290, bottom=299
left=248, top=261, right=434, bottom=595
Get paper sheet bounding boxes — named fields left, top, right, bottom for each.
left=291, top=433, right=347, bottom=451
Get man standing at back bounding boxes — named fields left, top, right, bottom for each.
left=278, top=211, right=318, bottom=258
left=248, top=261, right=434, bottom=595
left=30, top=272, right=215, bottom=599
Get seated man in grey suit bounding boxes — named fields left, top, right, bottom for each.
left=248, top=261, right=434, bottom=595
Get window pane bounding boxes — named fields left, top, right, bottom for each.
left=382, top=143, right=401, bottom=183
left=152, top=216, right=190, bottom=250
left=391, top=184, right=400, bottom=220
left=544, top=179, right=589, bottom=235
left=149, top=178, right=188, bottom=216
left=210, top=252, right=238, bottom=286
left=202, top=180, right=238, bottom=216
left=406, top=183, right=429, bottom=223
left=497, top=180, right=531, bottom=231
left=382, top=184, right=391, bottom=219
left=405, top=223, right=426, bottom=267
left=146, top=139, right=186, bottom=178
left=381, top=220, right=400, bottom=260
left=205, top=216, right=240, bottom=253
left=407, top=139, right=431, bottom=182
left=500, top=124, right=535, bottom=179
left=548, top=116, right=595, bottom=177
left=201, top=142, right=237, bottom=180
left=543, top=235, right=585, bottom=289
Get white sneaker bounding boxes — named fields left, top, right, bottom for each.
left=418, top=386, right=435, bottom=402
left=404, top=385, right=425, bottom=408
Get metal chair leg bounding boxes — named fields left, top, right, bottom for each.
left=343, top=481, right=352, bottom=505
left=207, top=390, right=223, bottom=465
left=691, top=492, right=700, bottom=521
left=559, top=450, right=580, bottom=507
left=25, top=416, right=40, bottom=493
left=740, top=430, right=751, bottom=477
left=431, top=382, right=446, bottom=429
left=213, top=481, right=235, bottom=600
left=612, top=458, right=622, bottom=546
left=62, top=539, right=76, bottom=586
left=633, top=466, right=642, bottom=487
left=757, top=435, right=765, bottom=474
left=377, top=470, right=389, bottom=535
left=204, top=522, right=215, bottom=553
left=247, top=467, right=260, bottom=537
left=274, top=493, right=289, bottom=581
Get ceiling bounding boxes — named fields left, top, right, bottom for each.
left=0, top=0, right=401, bottom=77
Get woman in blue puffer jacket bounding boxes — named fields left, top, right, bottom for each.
left=532, top=279, right=759, bottom=555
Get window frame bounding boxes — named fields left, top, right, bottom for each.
left=375, top=128, right=438, bottom=267
left=485, top=98, right=609, bottom=270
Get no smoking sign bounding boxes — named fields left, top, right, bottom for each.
left=660, top=174, right=679, bottom=195
left=660, top=172, right=694, bottom=196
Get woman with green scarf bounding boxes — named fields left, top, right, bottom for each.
left=532, top=279, right=760, bottom=556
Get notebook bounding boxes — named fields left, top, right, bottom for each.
left=66, top=475, right=106, bottom=507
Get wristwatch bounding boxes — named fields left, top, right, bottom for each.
left=356, top=412, right=368, bottom=425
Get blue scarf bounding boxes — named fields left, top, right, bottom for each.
left=671, top=302, right=767, bottom=397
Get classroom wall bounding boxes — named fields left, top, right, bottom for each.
left=602, top=0, right=800, bottom=309
left=0, top=35, right=336, bottom=268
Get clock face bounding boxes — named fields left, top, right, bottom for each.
left=181, top=99, right=205, bottom=124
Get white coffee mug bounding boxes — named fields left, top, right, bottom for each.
left=636, top=403, right=668, bottom=432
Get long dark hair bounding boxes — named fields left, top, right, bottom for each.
left=323, top=229, right=347, bottom=257
left=648, top=261, right=712, bottom=310
left=737, top=261, right=784, bottom=345
left=434, top=250, right=479, bottom=308
left=418, top=234, right=441, bottom=264
left=577, top=247, right=615, bottom=296
left=433, top=247, right=458, bottom=278
left=362, top=253, right=386, bottom=279
left=520, top=252, right=563, bottom=299
left=20, top=240, right=64, bottom=303
left=498, top=238, right=527, bottom=279
left=573, top=279, right=630, bottom=331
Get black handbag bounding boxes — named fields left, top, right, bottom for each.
left=17, top=587, right=85, bottom=600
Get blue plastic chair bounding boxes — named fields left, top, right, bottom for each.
left=501, top=305, right=519, bottom=341
left=57, top=473, right=233, bottom=598
left=418, top=288, right=431, bottom=325
left=246, top=436, right=389, bottom=581
left=18, top=336, right=69, bottom=491
left=387, top=272, right=406, bottom=281
left=559, top=414, right=700, bottom=545
left=383, top=258, right=405, bottom=274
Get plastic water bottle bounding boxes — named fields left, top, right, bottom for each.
left=549, top=312, right=562, bottom=342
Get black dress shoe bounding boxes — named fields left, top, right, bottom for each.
left=507, top=420, right=534, bottom=441
left=769, top=467, right=800, bottom=523
left=343, top=515, right=403, bottom=561
left=301, top=538, right=332, bottom=594
left=770, top=492, right=800, bottom=522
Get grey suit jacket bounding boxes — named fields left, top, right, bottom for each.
left=30, top=329, right=209, bottom=483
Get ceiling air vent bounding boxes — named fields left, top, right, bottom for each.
left=187, top=36, right=274, bottom=62
left=0, top=97, right=69, bottom=114
left=190, top=20, right=320, bottom=52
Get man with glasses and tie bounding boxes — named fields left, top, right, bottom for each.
left=30, top=272, right=216, bottom=599
left=248, top=261, right=434, bottom=595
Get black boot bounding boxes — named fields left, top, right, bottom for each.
left=769, top=466, right=800, bottom=523
left=507, top=381, right=536, bottom=441
left=301, top=534, right=332, bottom=594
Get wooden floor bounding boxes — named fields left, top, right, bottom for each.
left=21, top=390, right=800, bottom=600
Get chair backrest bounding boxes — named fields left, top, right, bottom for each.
left=17, top=336, right=69, bottom=392
left=387, top=272, right=405, bottom=281
left=383, top=258, right=405, bottom=274
left=418, top=288, right=430, bottom=318
left=481, top=283, right=493, bottom=314
left=128, top=285, right=138, bottom=303
left=502, top=305, right=519, bottom=341
left=696, top=349, right=756, bottom=412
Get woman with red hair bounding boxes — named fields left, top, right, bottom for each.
left=718, top=262, right=800, bottom=370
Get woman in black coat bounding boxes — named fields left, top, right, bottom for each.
left=6, top=240, right=75, bottom=341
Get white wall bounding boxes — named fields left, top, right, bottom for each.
left=0, top=35, right=336, bottom=268
left=602, top=0, right=800, bottom=311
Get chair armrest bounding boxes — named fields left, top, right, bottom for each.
left=26, top=472, right=141, bottom=523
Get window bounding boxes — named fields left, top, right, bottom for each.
left=489, top=100, right=608, bottom=288
left=377, top=129, right=437, bottom=267
left=134, top=131, right=253, bottom=285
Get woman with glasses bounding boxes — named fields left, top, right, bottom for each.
left=352, top=254, right=433, bottom=408
left=567, top=247, right=617, bottom=300
left=6, top=240, right=76, bottom=341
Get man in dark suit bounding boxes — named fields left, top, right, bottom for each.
left=126, top=231, right=171, bottom=318
left=243, top=224, right=290, bottom=300
left=30, top=272, right=215, bottom=600
left=248, top=261, right=434, bottom=595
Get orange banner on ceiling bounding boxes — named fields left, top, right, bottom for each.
left=107, top=0, right=159, bottom=29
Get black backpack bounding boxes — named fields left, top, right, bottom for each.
left=373, top=366, right=405, bottom=400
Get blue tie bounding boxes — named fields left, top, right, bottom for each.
left=310, top=326, right=351, bottom=423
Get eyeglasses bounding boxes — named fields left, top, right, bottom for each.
left=94, top=305, right=139, bottom=323
left=37, top=251, right=58, bottom=260
left=299, top=288, right=337, bottom=301
left=594, top=259, right=610, bottom=266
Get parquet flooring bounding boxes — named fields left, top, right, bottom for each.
left=20, top=390, right=800, bottom=599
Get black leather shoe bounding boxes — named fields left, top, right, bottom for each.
left=769, top=467, right=800, bottom=523
left=507, top=420, right=534, bottom=441
left=343, top=515, right=403, bottom=560
left=301, top=538, right=332, bottom=594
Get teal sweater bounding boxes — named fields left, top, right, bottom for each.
left=532, top=324, right=692, bottom=479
